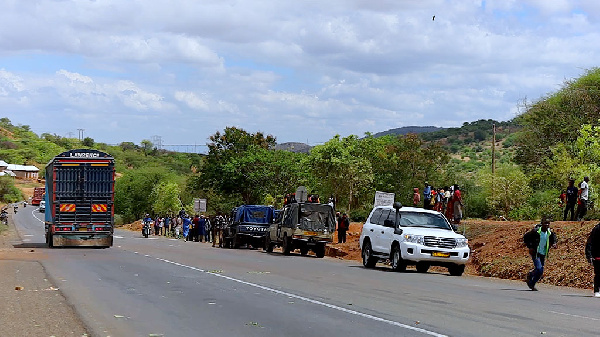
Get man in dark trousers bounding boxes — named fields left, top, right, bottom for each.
left=585, top=223, right=600, bottom=297
left=563, top=178, right=578, bottom=221
left=338, top=213, right=349, bottom=243
left=523, top=216, right=557, bottom=291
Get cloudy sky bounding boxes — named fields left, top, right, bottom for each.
left=1, top=0, right=599, bottom=150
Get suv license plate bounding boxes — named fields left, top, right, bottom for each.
left=432, top=252, right=450, bottom=258
left=303, top=231, right=318, bottom=236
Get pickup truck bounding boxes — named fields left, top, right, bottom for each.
left=264, top=202, right=335, bottom=258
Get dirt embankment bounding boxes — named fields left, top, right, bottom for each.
left=327, top=220, right=598, bottom=290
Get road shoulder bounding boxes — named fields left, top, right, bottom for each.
left=0, top=214, right=89, bottom=337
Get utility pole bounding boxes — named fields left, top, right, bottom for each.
left=492, top=123, right=496, bottom=174
left=77, top=129, right=85, bottom=141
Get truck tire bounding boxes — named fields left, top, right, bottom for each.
left=448, top=264, right=465, bottom=276
left=282, top=234, right=292, bottom=255
left=314, top=244, right=325, bottom=258
left=48, top=233, right=53, bottom=248
left=391, top=245, right=407, bottom=272
left=362, top=240, right=377, bottom=268
left=264, top=235, right=274, bottom=253
left=233, top=235, right=241, bottom=249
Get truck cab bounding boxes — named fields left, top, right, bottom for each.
left=222, top=205, right=274, bottom=249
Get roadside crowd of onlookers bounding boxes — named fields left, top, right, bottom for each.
left=413, top=182, right=464, bottom=224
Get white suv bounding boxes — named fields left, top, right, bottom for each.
left=359, top=203, right=470, bottom=276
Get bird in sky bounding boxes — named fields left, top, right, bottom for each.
left=432, top=15, right=435, bottom=21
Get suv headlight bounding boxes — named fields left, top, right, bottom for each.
left=455, top=238, right=469, bottom=248
left=404, top=234, right=424, bottom=245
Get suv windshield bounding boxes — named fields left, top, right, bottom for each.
left=399, top=211, right=451, bottom=230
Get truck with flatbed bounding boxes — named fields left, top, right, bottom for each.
left=44, top=149, right=115, bottom=248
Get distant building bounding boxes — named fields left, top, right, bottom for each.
left=6, top=164, right=39, bottom=180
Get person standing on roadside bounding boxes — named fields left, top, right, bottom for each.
left=198, top=215, right=206, bottom=243
left=182, top=216, right=191, bottom=241
left=423, top=182, right=432, bottom=210
left=413, top=188, right=421, bottom=207
left=564, top=179, right=578, bottom=221
left=163, top=215, right=170, bottom=236
left=523, top=216, right=558, bottom=291
left=173, top=216, right=182, bottom=239
left=338, top=213, right=349, bottom=243
left=204, top=216, right=211, bottom=242
left=192, top=214, right=201, bottom=242
left=453, top=185, right=464, bottom=225
left=578, top=176, right=590, bottom=221
left=585, top=223, right=600, bottom=297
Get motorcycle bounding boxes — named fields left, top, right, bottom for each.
left=142, top=221, right=152, bottom=238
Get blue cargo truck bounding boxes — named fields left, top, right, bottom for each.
left=45, top=149, right=115, bottom=247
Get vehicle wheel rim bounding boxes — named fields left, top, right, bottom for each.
left=363, top=244, right=370, bottom=263
left=393, top=249, right=399, bottom=269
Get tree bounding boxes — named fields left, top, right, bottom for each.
left=200, top=127, right=279, bottom=204
left=309, top=135, right=374, bottom=212
left=478, top=164, right=531, bottom=217
left=141, top=139, right=154, bottom=156
left=150, top=181, right=182, bottom=215
left=82, top=137, right=95, bottom=147
left=114, top=166, right=177, bottom=222
left=515, top=68, right=600, bottom=171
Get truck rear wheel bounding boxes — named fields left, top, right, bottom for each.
left=48, top=233, right=53, bottom=248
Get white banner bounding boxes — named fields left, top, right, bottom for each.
left=374, top=191, right=395, bottom=207
left=194, top=198, right=207, bottom=213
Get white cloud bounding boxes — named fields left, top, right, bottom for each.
left=0, top=0, right=598, bottom=145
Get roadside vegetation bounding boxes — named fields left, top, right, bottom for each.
left=2, top=68, right=600, bottom=226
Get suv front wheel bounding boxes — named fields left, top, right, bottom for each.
left=391, top=245, right=406, bottom=272
left=362, top=240, right=377, bottom=268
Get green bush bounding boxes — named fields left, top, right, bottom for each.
left=0, top=177, right=22, bottom=203
left=350, top=208, right=370, bottom=222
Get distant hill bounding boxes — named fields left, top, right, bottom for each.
left=372, top=126, right=445, bottom=138
left=274, top=142, right=312, bottom=153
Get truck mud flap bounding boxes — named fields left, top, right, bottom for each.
left=52, top=234, right=113, bottom=247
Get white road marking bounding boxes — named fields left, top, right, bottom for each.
left=23, top=234, right=34, bottom=237
left=549, top=310, right=600, bottom=321
left=114, top=236, right=124, bottom=239
left=31, top=210, right=45, bottom=223
left=151, top=256, right=447, bottom=337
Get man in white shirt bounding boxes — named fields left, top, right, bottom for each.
left=578, top=176, right=590, bottom=221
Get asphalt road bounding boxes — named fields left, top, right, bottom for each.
left=12, top=207, right=600, bottom=337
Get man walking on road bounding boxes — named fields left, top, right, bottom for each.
left=585, top=223, right=600, bottom=297
left=523, top=216, right=557, bottom=291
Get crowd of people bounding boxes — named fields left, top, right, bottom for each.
left=413, top=182, right=464, bottom=224
left=142, top=212, right=229, bottom=246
